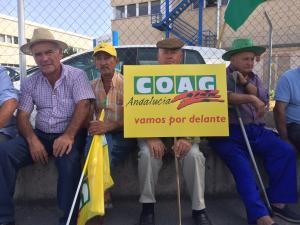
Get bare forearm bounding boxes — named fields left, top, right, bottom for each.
left=0, top=99, right=18, bottom=128
left=104, top=120, right=123, bottom=133
left=64, top=99, right=91, bottom=138
left=244, top=83, right=258, bottom=96
left=228, top=93, right=257, bottom=105
left=274, top=107, right=289, bottom=140
left=17, top=110, right=37, bottom=141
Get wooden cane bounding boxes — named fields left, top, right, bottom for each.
left=174, top=137, right=182, bottom=225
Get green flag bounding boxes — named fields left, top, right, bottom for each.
left=224, top=0, right=266, bottom=31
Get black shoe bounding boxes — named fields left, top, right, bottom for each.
left=192, top=211, right=212, bottom=225
left=0, top=222, right=15, bottom=225
left=139, top=211, right=155, bottom=225
left=272, top=205, right=300, bottom=223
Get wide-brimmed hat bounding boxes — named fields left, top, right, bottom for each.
left=222, top=38, right=265, bottom=61
left=20, top=28, right=68, bottom=55
left=156, top=38, right=184, bottom=49
left=93, top=42, right=117, bottom=57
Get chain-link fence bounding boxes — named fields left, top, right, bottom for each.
left=0, top=0, right=299, bottom=92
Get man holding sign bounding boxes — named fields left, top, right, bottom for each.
left=137, top=38, right=211, bottom=225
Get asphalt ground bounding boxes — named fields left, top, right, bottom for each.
left=15, top=195, right=300, bottom=225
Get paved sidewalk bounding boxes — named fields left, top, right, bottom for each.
left=15, top=195, right=300, bottom=225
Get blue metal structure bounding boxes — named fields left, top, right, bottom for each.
left=151, top=0, right=216, bottom=46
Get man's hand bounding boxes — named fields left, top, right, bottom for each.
left=28, top=136, right=48, bottom=164
left=251, top=96, right=265, bottom=118
left=236, top=72, right=248, bottom=86
left=173, top=138, right=192, bottom=158
left=88, top=120, right=106, bottom=135
left=146, top=138, right=165, bottom=159
left=53, top=134, right=74, bottom=157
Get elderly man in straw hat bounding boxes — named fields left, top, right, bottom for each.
left=209, top=38, right=300, bottom=225
left=137, top=38, right=211, bottom=225
left=0, top=28, right=95, bottom=225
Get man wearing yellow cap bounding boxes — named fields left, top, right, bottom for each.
left=86, top=43, right=136, bottom=224
left=89, top=42, right=136, bottom=169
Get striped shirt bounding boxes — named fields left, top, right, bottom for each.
left=19, top=64, right=95, bottom=133
left=92, top=72, right=123, bottom=123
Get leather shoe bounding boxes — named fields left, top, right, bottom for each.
left=139, top=211, right=155, bottom=225
left=192, top=212, right=212, bottom=225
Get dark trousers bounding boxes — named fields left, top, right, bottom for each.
left=84, top=131, right=136, bottom=168
left=209, top=124, right=297, bottom=224
left=0, top=129, right=86, bottom=225
left=288, top=122, right=300, bottom=151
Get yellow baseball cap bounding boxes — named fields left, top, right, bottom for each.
left=93, top=42, right=117, bottom=57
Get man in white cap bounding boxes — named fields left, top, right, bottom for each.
left=0, top=28, right=95, bottom=225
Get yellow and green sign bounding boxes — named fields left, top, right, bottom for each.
left=124, top=64, right=229, bottom=137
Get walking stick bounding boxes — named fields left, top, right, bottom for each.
left=231, top=72, right=273, bottom=214
left=174, top=137, right=183, bottom=225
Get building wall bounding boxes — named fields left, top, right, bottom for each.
left=0, top=14, right=93, bottom=68
left=111, top=0, right=300, bottom=47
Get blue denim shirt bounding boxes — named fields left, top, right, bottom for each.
left=0, top=67, right=19, bottom=138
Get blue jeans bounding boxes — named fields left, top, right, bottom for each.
left=0, top=129, right=86, bottom=225
left=209, top=124, right=297, bottom=224
left=84, top=131, right=136, bottom=168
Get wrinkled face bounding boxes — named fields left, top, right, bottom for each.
left=231, top=52, right=256, bottom=74
left=31, top=42, right=62, bottom=76
left=94, top=52, right=118, bottom=76
left=157, top=48, right=182, bottom=65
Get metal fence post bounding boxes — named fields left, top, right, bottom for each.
left=17, top=0, right=26, bottom=80
left=264, top=11, right=273, bottom=111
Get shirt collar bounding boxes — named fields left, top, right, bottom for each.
left=111, top=71, right=119, bottom=88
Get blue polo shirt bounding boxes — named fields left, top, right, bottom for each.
left=275, top=67, right=300, bottom=124
left=0, top=67, right=19, bottom=137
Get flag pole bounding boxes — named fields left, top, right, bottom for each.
left=174, top=137, right=182, bottom=225
left=66, top=137, right=94, bottom=225
left=217, top=23, right=226, bottom=48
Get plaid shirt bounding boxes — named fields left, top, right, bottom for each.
left=19, top=64, right=95, bottom=133
left=92, top=72, right=123, bottom=124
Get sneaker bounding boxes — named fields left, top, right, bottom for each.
left=272, top=205, right=300, bottom=223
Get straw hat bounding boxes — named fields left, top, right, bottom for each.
left=222, top=38, right=265, bottom=61
left=20, top=28, right=68, bottom=55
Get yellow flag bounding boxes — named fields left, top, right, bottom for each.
left=77, top=113, right=114, bottom=225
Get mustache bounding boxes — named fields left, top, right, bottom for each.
left=100, top=65, right=110, bottom=69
